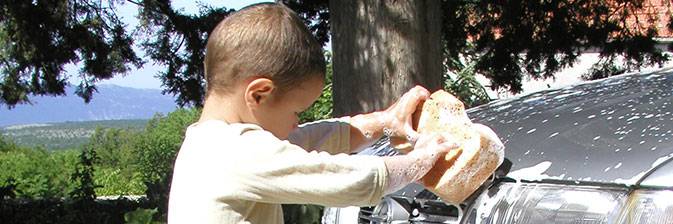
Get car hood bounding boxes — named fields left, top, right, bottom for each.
left=467, top=69, right=673, bottom=186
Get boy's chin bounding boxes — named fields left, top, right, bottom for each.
left=269, top=130, right=290, bottom=140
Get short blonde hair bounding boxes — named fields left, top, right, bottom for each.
left=204, top=3, right=325, bottom=97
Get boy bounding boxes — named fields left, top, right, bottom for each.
left=168, top=3, right=457, bottom=223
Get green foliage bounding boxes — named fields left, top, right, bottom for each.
left=2, top=120, right=148, bottom=196
left=0, top=134, right=19, bottom=152
left=441, top=0, right=670, bottom=93
left=0, top=109, right=200, bottom=222
left=282, top=0, right=330, bottom=45
left=283, top=204, right=324, bottom=224
left=444, top=61, right=491, bottom=108
left=124, top=208, right=160, bottom=224
left=86, top=127, right=135, bottom=167
left=287, top=0, right=671, bottom=94
left=3, top=0, right=669, bottom=108
left=0, top=197, right=147, bottom=224
left=85, top=126, right=146, bottom=196
left=133, top=108, right=200, bottom=215
left=135, top=109, right=199, bottom=185
left=0, top=0, right=142, bottom=107
left=0, top=178, right=17, bottom=199
left=299, top=52, right=334, bottom=123
left=581, top=57, right=627, bottom=80
left=94, top=168, right=145, bottom=197
left=0, top=110, right=204, bottom=223
left=0, top=146, right=78, bottom=198
left=69, top=147, right=100, bottom=201
left=136, top=1, right=235, bottom=107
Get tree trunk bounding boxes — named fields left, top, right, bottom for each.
left=330, top=0, right=443, bottom=116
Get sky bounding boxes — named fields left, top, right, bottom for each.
left=68, top=0, right=268, bottom=90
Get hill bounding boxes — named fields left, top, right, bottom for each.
left=0, top=84, right=177, bottom=127
left=1, top=119, right=149, bottom=150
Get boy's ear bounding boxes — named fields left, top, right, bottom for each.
left=244, top=78, right=275, bottom=107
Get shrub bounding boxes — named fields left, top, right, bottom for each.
left=124, top=208, right=160, bottom=224
left=0, top=147, right=78, bottom=198
left=95, top=168, right=145, bottom=196
left=0, top=197, right=147, bottom=224
left=133, top=108, right=200, bottom=217
left=69, top=146, right=99, bottom=202
left=85, top=127, right=145, bottom=196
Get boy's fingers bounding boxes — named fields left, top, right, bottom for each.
left=401, top=86, right=430, bottom=114
left=442, top=146, right=463, bottom=162
left=404, top=126, right=419, bottom=144
left=435, top=133, right=455, bottom=144
left=410, top=85, right=431, bottom=99
left=440, top=142, right=459, bottom=150
left=432, top=142, right=459, bottom=161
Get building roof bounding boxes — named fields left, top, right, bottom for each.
left=628, top=0, right=672, bottom=38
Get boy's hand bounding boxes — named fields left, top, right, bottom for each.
left=347, top=86, right=429, bottom=152
left=383, top=133, right=458, bottom=194
left=408, top=133, right=459, bottom=173
left=381, top=86, right=430, bottom=145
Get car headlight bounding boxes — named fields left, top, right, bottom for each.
left=617, top=189, right=673, bottom=224
left=349, top=182, right=673, bottom=224
left=464, top=182, right=673, bottom=224
left=464, top=182, right=628, bottom=224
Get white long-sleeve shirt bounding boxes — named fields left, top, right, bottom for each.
left=168, top=119, right=387, bottom=224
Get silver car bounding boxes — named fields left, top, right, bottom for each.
left=324, top=68, right=673, bottom=224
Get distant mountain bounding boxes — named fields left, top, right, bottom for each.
left=0, top=85, right=178, bottom=127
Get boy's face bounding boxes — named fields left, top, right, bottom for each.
left=256, top=76, right=324, bottom=139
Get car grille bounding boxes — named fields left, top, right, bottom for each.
left=357, top=193, right=462, bottom=223
left=358, top=206, right=375, bottom=223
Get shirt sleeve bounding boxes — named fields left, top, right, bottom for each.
left=288, top=117, right=352, bottom=154
left=229, top=127, right=387, bottom=207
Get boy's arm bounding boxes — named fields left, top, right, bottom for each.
left=288, top=118, right=352, bottom=154
left=234, top=128, right=456, bottom=207
left=288, top=86, right=429, bottom=154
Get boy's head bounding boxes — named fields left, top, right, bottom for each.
left=204, top=3, right=326, bottom=98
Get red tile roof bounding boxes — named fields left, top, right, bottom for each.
left=626, top=0, right=672, bottom=38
